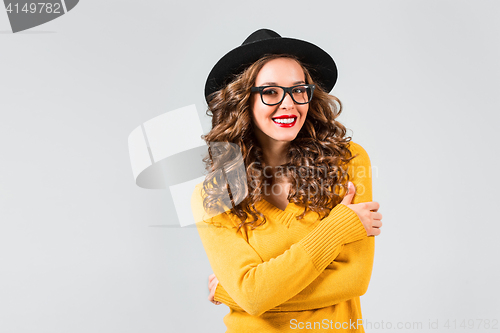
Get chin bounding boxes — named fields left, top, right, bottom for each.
left=272, top=134, right=299, bottom=142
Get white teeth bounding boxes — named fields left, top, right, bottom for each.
left=273, top=118, right=296, bottom=124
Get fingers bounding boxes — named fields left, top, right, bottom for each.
left=365, top=201, right=380, bottom=212
left=340, top=182, right=356, bottom=206
left=208, top=285, right=221, bottom=305
left=370, top=227, right=381, bottom=236
left=208, top=274, right=221, bottom=305
left=371, top=211, right=383, bottom=221
left=369, top=212, right=382, bottom=236
left=347, top=201, right=383, bottom=237
left=209, top=278, right=218, bottom=291
left=368, top=210, right=382, bottom=235
left=208, top=291, right=221, bottom=305
left=372, top=220, right=382, bottom=228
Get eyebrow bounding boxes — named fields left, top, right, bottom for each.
left=259, top=81, right=306, bottom=86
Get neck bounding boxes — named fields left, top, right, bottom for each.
left=261, top=142, right=289, bottom=168
left=259, top=140, right=291, bottom=186
left=254, top=126, right=291, bottom=168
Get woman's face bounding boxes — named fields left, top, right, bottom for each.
left=250, top=57, right=309, bottom=146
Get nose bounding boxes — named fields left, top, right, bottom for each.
left=280, top=91, right=294, bottom=109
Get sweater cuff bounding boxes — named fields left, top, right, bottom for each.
left=214, top=283, right=239, bottom=308
left=299, top=204, right=367, bottom=271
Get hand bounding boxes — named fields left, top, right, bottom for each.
left=339, top=182, right=383, bottom=236
left=208, top=273, right=221, bottom=305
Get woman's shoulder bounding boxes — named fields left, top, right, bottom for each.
left=191, top=181, right=239, bottom=229
left=346, top=141, right=371, bottom=167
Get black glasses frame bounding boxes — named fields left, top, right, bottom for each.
left=251, top=84, right=316, bottom=106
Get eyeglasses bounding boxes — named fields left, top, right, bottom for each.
left=251, top=84, right=315, bottom=106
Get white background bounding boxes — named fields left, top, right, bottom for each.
left=1, top=1, right=499, bottom=332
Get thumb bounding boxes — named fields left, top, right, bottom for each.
left=340, top=182, right=356, bottom=205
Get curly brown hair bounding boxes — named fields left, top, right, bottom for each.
left=201, top=54, right=355, bottom=231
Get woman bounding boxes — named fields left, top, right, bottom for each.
left=192, top=29, right=382, bottom=332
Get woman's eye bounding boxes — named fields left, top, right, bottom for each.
left=262, top=89, right=278, bottom=95
left=292, top=87, right=305, bottom=93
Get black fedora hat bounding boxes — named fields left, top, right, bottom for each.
left=204, top=28, right=338, bottom=102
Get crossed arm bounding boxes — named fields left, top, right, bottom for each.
left=196, top=142, right=375, bottom=315
left=213, top=236, right=374, bottom=312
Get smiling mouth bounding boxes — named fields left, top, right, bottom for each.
left=272, top=117, right=297, bottom=127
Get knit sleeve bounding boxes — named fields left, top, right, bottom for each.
left=213, top=141, right=375, bottom=312
left=215, top=239, right=374, bottom=312
left=194, top=201, right=366, bottom=316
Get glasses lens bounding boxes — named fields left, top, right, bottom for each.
left=261, top=87, right=285, bottom=105
left=291, top=85, right=313, bottom=104
left=259, top=85, right=314, bottom=105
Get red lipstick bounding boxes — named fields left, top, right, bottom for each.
left=272, top=115, right=297, bottom=128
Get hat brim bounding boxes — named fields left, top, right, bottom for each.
left=205, top=37, right=337, bottom=101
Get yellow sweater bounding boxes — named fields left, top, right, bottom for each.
left=192, top=142, right=375, bottom=332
